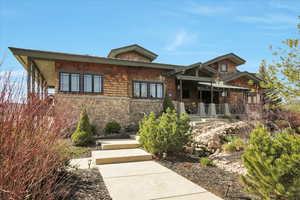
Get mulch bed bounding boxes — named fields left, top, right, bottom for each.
left=64, top=168, right=112, bottom=200
left=157, top=155, right=252, bottom=200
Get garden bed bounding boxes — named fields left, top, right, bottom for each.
left=157, top=155, right=251, bottom=200
left=64, top=168, right=112, bottom=200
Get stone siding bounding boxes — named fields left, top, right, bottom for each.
left=56, top=94, right=167, bottom=134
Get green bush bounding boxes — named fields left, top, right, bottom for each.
left=241, top=126, right=300, bottom=199
left=222, top=136, right=245, bottom=153
left=71, top=108, right=93, bottom=146
left=199, top=157, right=215, bottom=167
left=138, top=108, right=191, bottom=156
left=104, top=120, right=121, bottom=134
left=162, top=94, right=175, bottom=112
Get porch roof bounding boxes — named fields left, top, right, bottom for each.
left=176, top=75, right=213, bottom=82
left=198, top=81, right=250, bottom=90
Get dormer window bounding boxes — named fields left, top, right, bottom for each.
left=220, top=63, right=228, bottom=72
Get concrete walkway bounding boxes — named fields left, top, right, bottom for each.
left=69, top=138, right=222, bottom=200
left=97, top=160, right=222, bottom=200
left=70, top=158, right=222, bottom=200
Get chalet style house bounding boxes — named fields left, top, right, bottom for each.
left=9, top=44, right=262, bottom=131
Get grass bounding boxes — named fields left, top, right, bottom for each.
left=60, top=140, right=92, bottom=158
left=199, top=157, right=215, bottom=167
left=222, top=136, right=246, bottom=153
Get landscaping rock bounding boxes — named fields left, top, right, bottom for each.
left=191, top=120, right=255, bottom=153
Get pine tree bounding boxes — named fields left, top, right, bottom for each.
left=241, top=126, right=300, bottom=199
left=163, top=94, right=175, bottom=112
left=71, top=108, right=93, bottom=146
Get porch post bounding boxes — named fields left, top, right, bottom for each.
left=178, top=79, right=185, bottom=114
left=210, top=81, right=213, bottom=103
left=27, top=57, right=32, bottom=98
left=31, top=63, right=36, bottom=94
left=180, top=79, right=183, bottom=102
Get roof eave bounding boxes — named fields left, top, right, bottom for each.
left=9, top=47, right=180, bottom=70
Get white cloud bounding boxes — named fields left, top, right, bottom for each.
left=165, top=30, right=197, bottom=51
left=237, top=13, right=298, bottom=24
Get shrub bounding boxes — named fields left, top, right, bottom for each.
left=71, top=108, right=93, bottom=146
left=104, top=120, right=121, bottom=134
left=91, top=124, right=97, bottom=135
left=138, top=108, right=191, bottom=156
left=0, top=73, right=74, bottom=199
left=199, top=157, right=215, bottom=167
left=162, top=94, right=175, bottom=112
left=241, top=126, right=300, bottom=199
left=222, top=137, right=245, bottom=153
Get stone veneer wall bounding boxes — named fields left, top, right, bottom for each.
left=56, top=94, right=171, bottom=134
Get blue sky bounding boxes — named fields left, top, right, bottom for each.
left=1, top=0, right=299, bottom=78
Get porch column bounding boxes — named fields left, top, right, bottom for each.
left=178, top=79, right=186, bottom=114
left=224, top=103, right=231, bottom=116
left=198, top=102, right=206, bottom=116
left=27, top=57, right=32, bottom=98
left=31, top=63, right=36, bottom=94
left=208, top=103, right=216, bottom=117
left=210, top=81, right=213, bottom=103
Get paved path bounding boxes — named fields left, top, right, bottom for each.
left=70, top=159, right=223, bottom=200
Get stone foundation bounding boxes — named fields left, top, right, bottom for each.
left=56, top=94, right=167, bottom=134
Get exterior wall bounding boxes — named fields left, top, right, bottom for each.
left=55, top=60, right=177, bottom=100
left=54, top=60, right=178, bottom=133
left=209, top=59, right=238, bottom=74
left=115, top=51, right=151, bottom=62
left=227, top=76, right=258, bottom=90
left=55, top=95, right=169, bottom=134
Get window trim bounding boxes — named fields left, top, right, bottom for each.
left=58, top=71, right=104, bottom=94
left=132, top=80, right=164, bottom=99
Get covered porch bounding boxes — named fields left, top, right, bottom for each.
left=176, top=75, right=251, bottom=118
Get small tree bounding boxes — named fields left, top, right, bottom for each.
left=241, top=126, right=300, bottom=199
left=163, top=94, right=175, bottom=112
left=138, top=108, right=191, bottom=156
left=71, top=108, right=93, bottom=146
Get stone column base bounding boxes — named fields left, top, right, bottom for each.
left=208, top=103, right=216, bottom=117
left=198, top=102, right=206, bottom=117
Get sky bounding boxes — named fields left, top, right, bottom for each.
left=0, top=0, right=299, bottom=79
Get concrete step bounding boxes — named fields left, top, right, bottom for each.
left=99, top=139, right=140, bottom=150
left=92, top=148, right=152, bottom=165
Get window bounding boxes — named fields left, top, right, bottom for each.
left=59, top=72, right=80, bottom=92
left=220, top=64, right=228, bottom=72
left=133, top=81, right=163, bottom=99
left=71, top=74, right=80, bottom=92
left=60, top=73, right=69, bottom=92
left=59, top=72, right=102, bottom=93
left=84, top=74, right=102, bottom=93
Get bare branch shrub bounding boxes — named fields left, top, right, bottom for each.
left=0, top=72, right=74, bottom=199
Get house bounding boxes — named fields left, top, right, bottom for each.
left=9, top=44, right=262, bottom=131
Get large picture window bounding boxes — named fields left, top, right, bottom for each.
left=59, top=72, right=102, bottom=93
left=133, top=81, right=163, bottom=99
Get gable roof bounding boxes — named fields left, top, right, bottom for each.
left=204, top=53, right=246, bottom=66
left=221, top=72, right=262, bottom=83
left=107, top=44, right=158, bottom=61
